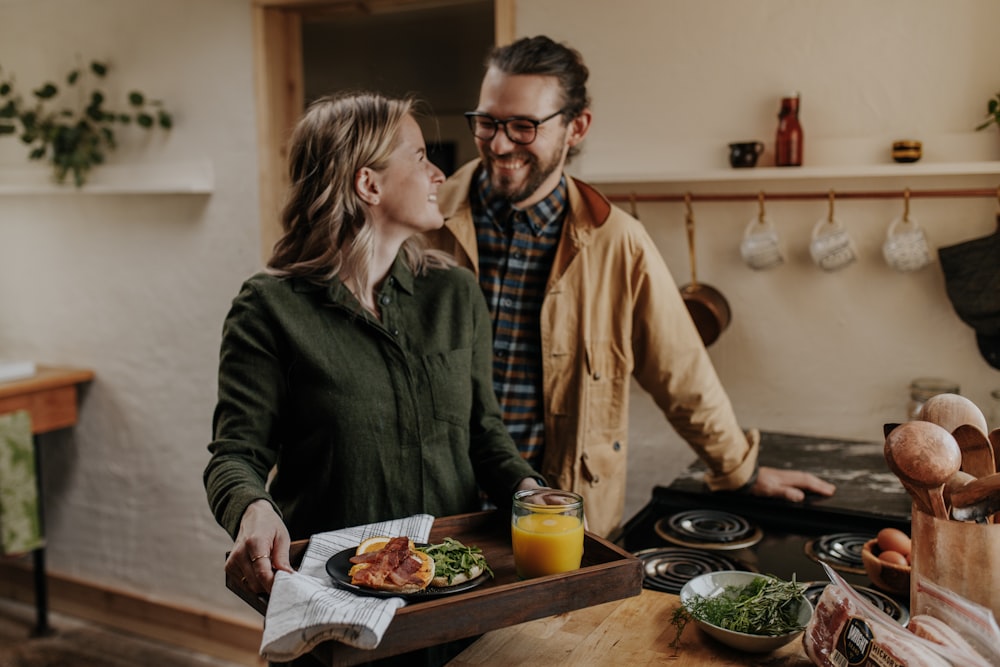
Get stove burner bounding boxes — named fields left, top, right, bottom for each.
left=654, top=510, right=763, bottom=550
left=802, top=582, right=910, bottom=626
left=804, top=532, right=873, bottom=574
left=633, top=547, right=754, bottom=594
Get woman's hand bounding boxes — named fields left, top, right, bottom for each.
left=225, top=499, right=294, bottom=594
left=514, top=478, right=588, bottom=530
left=515, top=477, right=546, bottom=493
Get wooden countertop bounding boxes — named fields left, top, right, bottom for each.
left=447, top=588, right=811, bottom=667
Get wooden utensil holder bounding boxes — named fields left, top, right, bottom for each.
left=910, top=505, right=1000, bottom=619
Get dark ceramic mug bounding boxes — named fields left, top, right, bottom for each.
left=729, top=141, right=765, bottom=168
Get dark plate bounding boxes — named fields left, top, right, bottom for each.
left=325, top=546, right=489, bottom=601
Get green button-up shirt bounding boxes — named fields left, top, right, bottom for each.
left=204, top=256, right=539, bottom=540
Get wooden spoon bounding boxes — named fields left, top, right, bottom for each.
left=950, top=472, right=1000, bottom=522
left=952, top=423, right=996, bottom=478
left=943, top=470, right=976, bottom=508
left=884, top=421, right=962, bottom=520
left=917, top=393, right=989, bottom=435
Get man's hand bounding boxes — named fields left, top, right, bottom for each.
left=750, top=466, right=836, bottom=502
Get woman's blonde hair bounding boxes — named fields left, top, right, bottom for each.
left=267, top=91, right=453, bottom=283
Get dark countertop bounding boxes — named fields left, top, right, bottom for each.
left=665, top=430, right=912, bottom=525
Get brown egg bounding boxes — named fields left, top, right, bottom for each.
left=877, top=528, right=912, bottom=557
left=878, top=550, right=909, bottom=567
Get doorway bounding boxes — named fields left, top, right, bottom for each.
left=251, top=0, right=515, bottom=259
left=303, top=3, right=492, bottom=176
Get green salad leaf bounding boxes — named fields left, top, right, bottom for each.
left=682, top=575, right=806, bottom=636
left=417, top=538, right=493, bottom=585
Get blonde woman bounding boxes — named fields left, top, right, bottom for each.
left=204, top=93, right=544, bottom=601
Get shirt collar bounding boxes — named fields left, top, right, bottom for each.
left=474, top=168, right=568, bottom=235
left=291, top=251, right=416, bottom=303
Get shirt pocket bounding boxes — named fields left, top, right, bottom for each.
left=422, top=347, right=473, bottom=427
left=584, top=341, right=629, bottom=434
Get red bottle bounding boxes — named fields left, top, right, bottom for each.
left=775, top=94, right=803, bottom=167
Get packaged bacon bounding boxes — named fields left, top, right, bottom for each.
left=802, top=563, right=977, bottom=667
left=910, top=574, right=1000, bottom=665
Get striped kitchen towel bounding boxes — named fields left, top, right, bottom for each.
left=0, top=410, right=44, bottom=556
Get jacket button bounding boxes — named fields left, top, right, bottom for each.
left=391, top=328, right=400, bottom=336
left=593, top=372, right=601, bottom=380
left=380, top=295, right=391, bottom=305
left=613, top=441, right=621, bottom=451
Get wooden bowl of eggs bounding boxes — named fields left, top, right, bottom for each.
left=862, top=528, right=912, bottom=596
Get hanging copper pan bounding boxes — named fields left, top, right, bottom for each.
left=679, top=194, right=731, bottom=346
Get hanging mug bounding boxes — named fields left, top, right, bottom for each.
left=740, top=216, right=784, bottom=270
left=883, top=215, right=932, bottom=272
left=810, top=217, right=857, bottom=271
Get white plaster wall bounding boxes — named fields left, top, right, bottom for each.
left=0, top=0, right=263, bottom=623
left=0, top=0, right=998, bottom=637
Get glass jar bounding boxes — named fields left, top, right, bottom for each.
left=906, top=377, right=961, bottom=421
left=511, top=489, right=584, bottom=579
left=989, top=388, right=1000, bottom=430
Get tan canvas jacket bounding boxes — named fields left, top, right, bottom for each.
left=429, top=161, right=759, bottom=536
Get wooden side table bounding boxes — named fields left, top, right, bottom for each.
left=0, top=365, right=94, bottom=636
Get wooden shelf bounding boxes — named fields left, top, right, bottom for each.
left=0, top=158, right=214, bottom=195
left=584, top=161, right=1000, bottom=186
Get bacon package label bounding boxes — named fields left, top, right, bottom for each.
left=833, top=616, right=905, bottom=667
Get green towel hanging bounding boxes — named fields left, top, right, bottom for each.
left=0, top=410, right=44, bottom=556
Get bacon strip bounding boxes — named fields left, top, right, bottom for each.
left=349, top=537, right=428, bottom=589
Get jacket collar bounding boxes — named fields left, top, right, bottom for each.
left=438, top=160, right=614, bottom=286
left=440, top=160, right=611, bottom=228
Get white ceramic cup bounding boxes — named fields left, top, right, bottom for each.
left=809, top=217, right=857, bottom=271
left=883, top=216, right=932, bottom=272
left=740, top=217, right=784, bottom=270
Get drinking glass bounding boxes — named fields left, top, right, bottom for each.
left=511, top=489, right=584, bottom=579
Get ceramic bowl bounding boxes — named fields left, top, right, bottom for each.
left=861, top=538, right=911, bottom=596
left=679, top=571, right=813, bottom=653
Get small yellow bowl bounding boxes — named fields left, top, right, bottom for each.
left=861, top=538, right=911, bottom=596
left=892, top=140, right=922, bottom=163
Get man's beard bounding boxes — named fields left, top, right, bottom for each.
left=482, top=142, right=564, bottom=206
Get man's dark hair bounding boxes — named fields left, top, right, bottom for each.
left=487, top=35, right=591, bottom=123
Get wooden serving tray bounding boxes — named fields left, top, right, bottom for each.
left=227, top=510, right=643, bottom=665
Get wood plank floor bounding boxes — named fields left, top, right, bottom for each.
left=0, top=599, right=257, bottom=667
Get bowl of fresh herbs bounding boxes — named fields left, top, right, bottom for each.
left=678, top=571, right=812, bottom=653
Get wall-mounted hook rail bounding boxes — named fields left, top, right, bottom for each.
left=607, top=186, right=999, bottom=205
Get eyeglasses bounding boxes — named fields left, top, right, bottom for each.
left=463, top=108, right=566, bottom=145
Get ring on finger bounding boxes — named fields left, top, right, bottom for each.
left=250, top=554, right=270, bottom=563
left=241, top=576, right=249, bottom=585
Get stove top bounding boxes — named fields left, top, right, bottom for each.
left=654, top=509, right=764, bottom=550
left=619, top=431, right=913, bottom=621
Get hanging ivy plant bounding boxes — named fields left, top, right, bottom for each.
left=0, top=59, right=172, bottom=187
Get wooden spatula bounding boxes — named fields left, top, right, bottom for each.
left=991, top=428, right=1000, bottom=473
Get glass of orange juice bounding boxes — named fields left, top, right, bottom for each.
left=511, top=489, right=585, bottom=579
